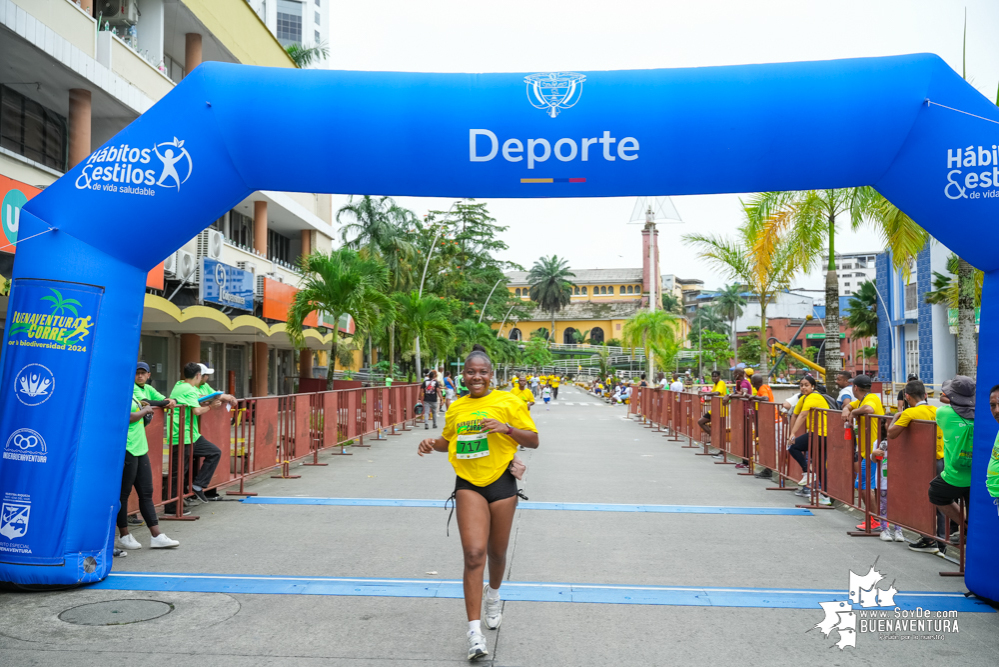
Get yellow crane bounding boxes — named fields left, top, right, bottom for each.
left=766, top=314, right=826, bottom=382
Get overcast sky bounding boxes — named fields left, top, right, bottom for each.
left=327, top=0, right=999, bottom=295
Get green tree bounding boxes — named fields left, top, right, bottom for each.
left=523, top=337, right=553, bottom=368
left=287, top=249, right=392, bottom=389
left=622, top=309, right=678, bottom=377
left=392, top=291, right=454, bottom=378
left=746, top=187, right=928, bottom=374
left=685, top=208, right=803, bottom=374
left=846, top=280, right=879, bottom=339
left=661, top=292, right=683, bottom=314
left=338, top=194, right=417, bottom=375
left=689, top=304, right=729, bottom=336
left=285, top=41, right=329, bottom=68
left=527, top=255, right=575, bottom=342
left=738, top=327, right=762, bottom=366
left=694, top=330, right=732, bottom=370
left=571, top=328, right=591, bottom=344
left=713, top=284, right=746, bottom=364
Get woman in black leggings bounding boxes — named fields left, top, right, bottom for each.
left=785, top=375, right=832, bottom=505
left=116, top=397, right=180, bottom=550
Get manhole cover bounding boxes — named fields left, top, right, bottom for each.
left=59, top=599, right=173, bottom=626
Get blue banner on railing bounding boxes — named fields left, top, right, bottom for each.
left=0, top=279, right=102, bottom=565
left=199, top=257, right=253, bottom=312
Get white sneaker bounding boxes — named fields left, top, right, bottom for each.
left=893, top=527, right=905, bottom=542
left=149, top=533, right=180, bottom=549
left=798, top=475, right=808, bottom=485
left=483, top=584, right=502, bottom=629
left=712, top=453, right=725, bottom=460
left=117, top=533, right=141, bottom=550
left=880, top=530, right=894, bottom=542
left=818, top=494, right=832, bottom=506
left=467, top=630, right=488, bottom=660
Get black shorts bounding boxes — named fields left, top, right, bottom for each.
left=455, top=469, right=518, bottom=504
left=928, top=474, right=970, bottom=506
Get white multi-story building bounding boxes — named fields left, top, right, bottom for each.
left=250, top=0, right=329, bottom=62
left=0, top=0, right=344, bottom=397
left=821, top=251, right=878, bottom=297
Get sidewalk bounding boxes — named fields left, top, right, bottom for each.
left=0, top=385, right=996, bottom=666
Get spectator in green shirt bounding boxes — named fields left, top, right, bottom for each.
left=196, top=363, right=237, bottom=409
left=986, top=384, right=999, bottom=510
left=134, top=362, right=176, bottom=418
left=913, top=376, right=975, bottom=553
left=169, top=362, right=224, bottom=504
left=116, top=396, right=179, bottom=550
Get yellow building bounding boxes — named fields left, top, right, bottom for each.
left=497, top=270, right=691, bottom=344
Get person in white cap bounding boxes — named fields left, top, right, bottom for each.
left=197, top=362, right=238, bottom=409
left=169, top=362, right=225, bottom=504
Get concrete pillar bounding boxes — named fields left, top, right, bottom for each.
left=68, top=89, right=91, bottom=169
left=641, top=224, right=660, bottom=309
left=300, top=229, right=312, bottom=261
left=180, top=334, right=200, bottom=369
left=253, top=201, right=268, bottom=256
left=253, top=342, right=268, bottom=397
left=300, top=349, right=313, bottom=379
left=185, top=33, right=202, bottom=74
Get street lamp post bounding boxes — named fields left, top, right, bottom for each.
left=478, top=276, right=505, bottom=324
left=870, top=283, right=893, bottom=384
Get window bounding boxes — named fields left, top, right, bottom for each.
left=223, top=210, right=254, bottom=248
left=600, top=286, right=607, bottom=295
left=563, top=327, right=576, bottom=344
left=626, top=285, right=632, bottom=294
left=582, top=287, right=587, bottom=295
left=315, top=30, right=320, bottom=43
left=509, top=328, right=522, bottom=341
left=635, top=285, right=641, bottom=293
left=514, top=288, right=521, bottom=297
left=590, top=327, right=604, bottom=344
left=277, top=0, right=303, bottom=45
left=904, top=283, right=918, bottom=312
left=856, top=257, right=868, bottom=269
left=608, top=286, right=614, bottom=295
left=315, top=11, right=320, bottom=24
left=844, top=282, right=850, bottom=287
left=268, top=229, right=293, bottom=263
left=315, top=0, right=320, bottom=4
left=906, top=339, right=919, bottom=376
left=843, top=264, right=852, bottom=269
left=573, top=286, right=579, bottom=295
left=0, top=85, right=68, bottom=171
left=845, top=290, right=852, bottom=295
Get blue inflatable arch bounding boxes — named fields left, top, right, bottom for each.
left=3, top=53, right=999, bottom=596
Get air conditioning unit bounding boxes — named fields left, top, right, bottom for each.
left=97, top=0, right=139, bottom=26
left=197, top=229, right=224, bottom=260
left=163, top=252, right=179, bottom=277
left=175, top=250, right=197, bottom=284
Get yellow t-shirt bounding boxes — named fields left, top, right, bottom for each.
left=894, top=404, right=944, bottom=459
left=443, top=390, right=537, bottom=486
left=713, top=380, right=728, bottom=416
left=509, top=385, right=534, bottom=405
left=552, top=377, right=560, bottom=388
left=848, top=393, right=886, bottom=456
left=794, top=392, right=829, bottom=437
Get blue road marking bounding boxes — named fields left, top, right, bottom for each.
left=242, top=497, right=813, bottom=515
left=92, top=572, right=994, bottom=612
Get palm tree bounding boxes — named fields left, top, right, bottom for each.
left=713, top=284, right=746, bottom=364
left=846, top=280, right=879, bottom=339
left=684, top=213, right=802, bottom=374
left=285, top=41, right=329, bottom=68
left=338, top=195, right=418, bottom=373
left=746, top=187, right=927, bottom=374
left=925, top=253, right=983, bottom=377
left=527, top=255, right=575, bottom=344
left=689, top=304, right=729, bottom=336
left=392, top=291, right=454, bottom=377
left=622, top=310, right=678, bottom=377
left=571, top=329, right=591, bottom=344
left=454, top=319, right=495, bottom=357
left=287, top=249, right=392, bottom=389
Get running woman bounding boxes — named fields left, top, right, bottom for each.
left=418, top=345, right=539, bottom=661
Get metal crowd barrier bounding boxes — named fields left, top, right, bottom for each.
left=126, top=383, right=421, bottom=519
left=625, top=388, right=963, bottom=577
